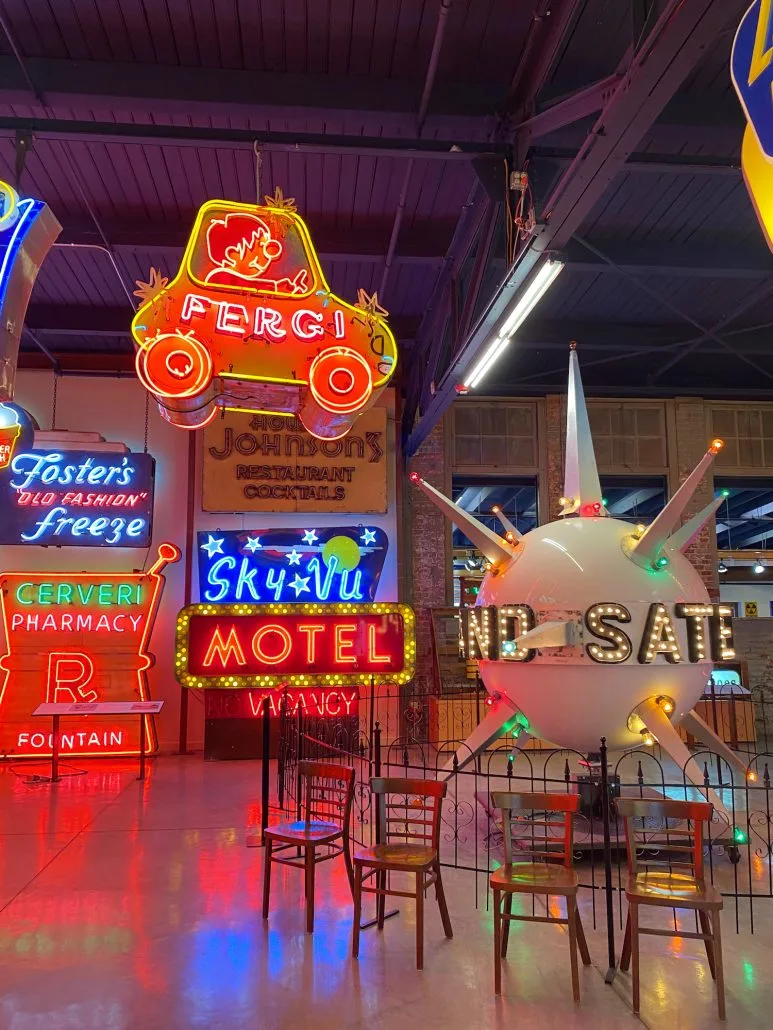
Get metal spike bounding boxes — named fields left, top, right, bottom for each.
left=628, top=441, right=722, bottom=568
left=666, top=497, right=724, bottom=554
left=562, top=344, right=604, bottom=516
left=409, top=473, right=514, bottom=566
left=515, top=619, right=577, bottom=649
left=492, top=505, right=522, bottom=541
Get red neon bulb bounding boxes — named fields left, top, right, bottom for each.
left=0, top=543, right=180, bottom=758
left=409, top=472, right=421, bottom=483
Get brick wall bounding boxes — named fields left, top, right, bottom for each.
left=544, top=394, right=563, bottom=520
left=732, top=619, right=773, bottom=745
left=406, top=419, right=448, bottom=695
left=671, top=400, right=719, bottom=600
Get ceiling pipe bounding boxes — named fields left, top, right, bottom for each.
left=379, top=0, right=453, bottom=299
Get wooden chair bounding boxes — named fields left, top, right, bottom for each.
left=262, top=760, right=355, bottom=934
left=616, top=797, right=725, bottom=1020
left=351, top=777, right=453, bottom=969
left=490, top=791, right=591, bottom=1000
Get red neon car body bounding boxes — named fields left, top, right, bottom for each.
left=131, top=199, right=397, bottom=438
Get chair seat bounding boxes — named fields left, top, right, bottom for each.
left=354, top=842, right=438, bottom=869
left=265, top=819, right=343, bottom=844
left=625, top=871, right=723, bottom=909
left=490, top=862, right=579, bottom=895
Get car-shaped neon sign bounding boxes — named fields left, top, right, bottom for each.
left=131, top=197, right=398, bottom=438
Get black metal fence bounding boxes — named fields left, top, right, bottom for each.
left=271, top=681, right=773, bottom=947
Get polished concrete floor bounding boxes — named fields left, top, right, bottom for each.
left=0, top=756, right=771, bottom=1029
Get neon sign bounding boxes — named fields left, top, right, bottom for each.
left=204, top=687, right=359, bottom=719
left=732, top=1, right=773, bottom=249
left=0, top=447, right=155, bottom=546
left=197, top=526, right=388, bottom=603
left=461, top=602, right=735, bottom=664
left=0, top=180, right=61, bottom=401
left=0, top=401, right=33, bottom=470
left=175, top=601, right=415, bottom=688
left=0, top=543, right=179, bottom=757
left=131, top=192, right=397, bottom=438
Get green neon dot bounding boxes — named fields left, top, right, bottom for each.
left=733, top=826, right=748, bottom=844
left=721, top=489, right=730, bottom=498
left=654, top=555, right=669, bottom=569
left=601, top=497, right=608, bottom=506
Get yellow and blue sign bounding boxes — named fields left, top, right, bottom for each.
left=732, top=1, right=773, bottom=249
left=197, top=526, right=388, bottom=604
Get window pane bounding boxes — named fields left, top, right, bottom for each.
left=715, top=478, right=773, bottom=550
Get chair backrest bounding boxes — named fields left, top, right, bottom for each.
left=298, top=760, right=356, bottom=831
left=370, top=776, right=447, bottom=852
left=615, top=796, right=713, bottom=880
left=492, top=791, right=580, bottom=868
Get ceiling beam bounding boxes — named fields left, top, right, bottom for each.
left=405, top=0, right=744, bottom=456
left=563, top=239, right=773, bottom=279
left=532, top=146, right=740, bottom=176
left=0, top=55, right=500, bottom=129
left=0, top=116, right=503, bottom=160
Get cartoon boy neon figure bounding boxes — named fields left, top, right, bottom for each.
left=204, top=213, right=309, bottom=295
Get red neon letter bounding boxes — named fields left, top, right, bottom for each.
left=334, top=622, right=358, bottom=664
left=203, top=626, right=246, bottom=668
left=46, top=652, right=97, bottom=703
left=251, top=624, right=292, bottom=665
left=367, top=624, right=392, bottom=664
left=297, top=622, right=324, bottom=663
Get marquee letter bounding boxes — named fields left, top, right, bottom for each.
left=460, top=607, right=496, bottom=660
left=252, top=624, right=292, bottom=665
left=585, top=603, right=632, bottom=664
left=46, top=652, right=97, bottom=703
left=203, top=626, right=246, bottom=668
left=708, top=604, right=736, bottom=661
left=674, top=603, right=713, bottom=662
left=638, top=603, right=683, bottom=664
left=497, top=605, right=536, bottom=662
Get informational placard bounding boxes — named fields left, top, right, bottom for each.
left=34, top=700, right=165, bottom=715
left=0, top=543, right=179, bottom=757
left=0, top=446, right=155, bottom=547
left=197, top=526, right=388, bottom=603
left=204, top=687, right=358, bottom=719
left=176, top=601, right=415, bottom=688
left=202, top=407, right=387, bottom=513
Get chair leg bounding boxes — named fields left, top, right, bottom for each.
left=567, top=896, right=580, bottom=1004
left=630, top=903, right=640, bottom=1014
left=343, top=834, right=355, bottom=899
left=501, top=892, right=513, bottom=958
left=620, top=910, right=632, bottom=971
left=262, top=838, right=272, bottom=920
left=698, top=909, right=716, bottom=980
left=575, top=906, right=592, bottom=966
left=712, top=910, right=726, bottom=1021
left=493, top=888, right=502, bottom=995
left=415, top=870, right=424, bottom=970
left=372, top=869, right=383, bottom=930
left=352, top=864, right=363, bottom=958
left=305, top=845, right=315, bottom=934
left=434, top=863, right=453, bottom=939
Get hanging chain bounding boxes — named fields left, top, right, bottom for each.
left=51, top=370, right=58, bottom=430
left=143, top=390, right=150, bottom=453
left=254, top=141, right=262, bottom=202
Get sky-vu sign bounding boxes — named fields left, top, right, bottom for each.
left=197, top=526, right=388, bottom=603
left=0, top=448, right=155, bottom=547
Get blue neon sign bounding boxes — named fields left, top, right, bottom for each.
left=0, top=448, right=155, bottom=547
left=197, top=526, right=388, bottom=603
left=732, top=1, right=773, bottom=155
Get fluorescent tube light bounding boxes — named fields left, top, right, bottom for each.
left=463, top=257, right=564, bottom=390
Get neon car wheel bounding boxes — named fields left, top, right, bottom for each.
left=308, top=346, right=373, bottom=415
left=135, top=332, right=213, bottom=399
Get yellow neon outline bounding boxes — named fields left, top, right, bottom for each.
left=749, top=0, right=773, bottom=86
left=0, top=543, right=180, bottom=758
left=174, top=601, right=416, bottom=689
left=0, top=180, right=18, bottom=230
left=131, top=200, right=398, bottom=397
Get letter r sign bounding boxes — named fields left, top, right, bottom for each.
left=46, top=652, right=98, bottom=703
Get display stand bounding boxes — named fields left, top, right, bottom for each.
left=32, top=700, right=164, bottom=782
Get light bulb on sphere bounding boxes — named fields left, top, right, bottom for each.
left=411, top=347, right=745, bottom=811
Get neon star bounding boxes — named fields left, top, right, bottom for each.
left=360, top=528, right=377, bottom=545
left=244, top=536, right=262, bottom=553
left=289, top=574, right=311, bottom=596
left=286, top=549, right=302, bottom=566
left=200, top=535, right=224, bottom=558
left=302, top=530, right=319, bottom=545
